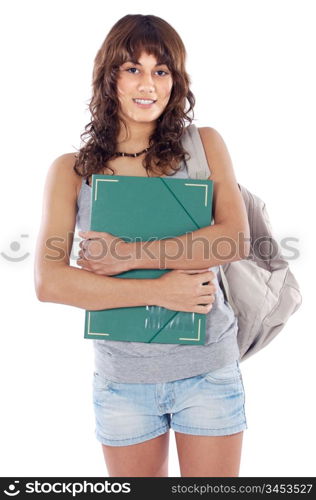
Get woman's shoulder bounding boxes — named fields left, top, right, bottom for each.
left=197, top=126, right=230, bottom=175
left=47, top=152, right=83, bottom=199
left=197, top=125, right=221, bottom=138
left=193, top=126, right=225, bottom=151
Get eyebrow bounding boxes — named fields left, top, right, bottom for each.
left=124, top=59, right=167, bottom=66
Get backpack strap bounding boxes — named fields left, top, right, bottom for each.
left=218, top=265, right=238, bottom=314
left=181, top=124, right=211, bottom=179
left=182, top=124, right=241, bottom=308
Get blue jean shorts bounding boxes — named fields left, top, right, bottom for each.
left=92, top=360, right=247, bottom=447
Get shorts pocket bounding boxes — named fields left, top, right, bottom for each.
left=203, top=361, right=241, bottom=384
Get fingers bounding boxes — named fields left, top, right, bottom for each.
left=177, top=269, right=216, bottom=280
left=182, top=268, right=213, bottom=274
left=192, top=270, right=216, bottom=280
left=197, top=294, right=216, bottom=305
left=79, top=238, right=101, bottom=258
left=198, top=284, right=217, bottom=294
left=78, top=248, right=89, bottom=259
left=194, top=303, right=214, bottom=314
left=196, top=272, right=216, bottom=288
left=79, top=240, right=90, bottom=253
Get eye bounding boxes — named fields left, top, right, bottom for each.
left=125, top=67, right=169, bottom=76
left=126, top=67, right=139, bottom=74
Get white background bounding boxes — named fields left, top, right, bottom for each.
left=0, top=0, right=314, bottom=478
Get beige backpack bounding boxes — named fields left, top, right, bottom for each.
left=182, top=124, right=302, bottom=361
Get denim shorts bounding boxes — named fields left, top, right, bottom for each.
left=92, top=360, right=247, bottom=447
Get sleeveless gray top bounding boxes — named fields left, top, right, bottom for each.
left=75, top=133, right=240, bottom=383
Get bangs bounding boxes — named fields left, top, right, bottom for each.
left=118, top=30, right=173, bottom=69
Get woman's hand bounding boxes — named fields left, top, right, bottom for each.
left=77, top=230, right=134, bottom=276
left=156, top=268, right=217, bottom=314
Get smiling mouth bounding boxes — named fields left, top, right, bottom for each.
left=132, top=98, right=157, bottom=105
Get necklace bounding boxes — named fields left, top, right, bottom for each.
left=114, top=147, right=150, bottom=158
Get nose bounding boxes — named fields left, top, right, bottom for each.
left=137, top=72, right=155, bottom=93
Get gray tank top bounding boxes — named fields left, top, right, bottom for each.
left=75, top=133, right=240, bottom=383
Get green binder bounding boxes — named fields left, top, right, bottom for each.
left=84, top=174, right=213, bottom=345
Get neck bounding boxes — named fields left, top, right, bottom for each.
left=116, top=121, right=156, bottom=152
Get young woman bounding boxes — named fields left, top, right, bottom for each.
left=34, top=14, right=250, bottom=477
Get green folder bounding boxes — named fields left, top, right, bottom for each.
left=84, top=174, right=213, bottom=345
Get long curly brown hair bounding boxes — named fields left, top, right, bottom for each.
left=73, top=14, right=196, bottom=180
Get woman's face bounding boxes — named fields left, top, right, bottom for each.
left=116, top=51, right=173, bottom=126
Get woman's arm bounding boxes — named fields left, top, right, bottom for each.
left=33, top=154, right=159, bottom=310
left=127, top=127, right=251, bottom=270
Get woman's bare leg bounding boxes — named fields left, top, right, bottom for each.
left=101, top=431, right=170, bottom=477
left=175, top=431, right=244, bottom=477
